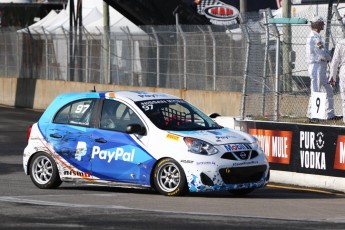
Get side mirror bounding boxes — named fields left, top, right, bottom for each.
left=126, top=124, right=146, bottom=136
left=209, top=112, right=221, bottom=119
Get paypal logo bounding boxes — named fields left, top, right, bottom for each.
left=75, top=141, right=87, bottom=161
left=75, top=141, right=135, bottom=163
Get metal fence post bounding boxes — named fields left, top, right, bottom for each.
left=177, top=25, right=187, bottom=89
left=61, top=27, right=69, bottom=81
left=84, top=29, right=89, bottom=83
left=43, top=28, right=49, bottom=80
left=27, top=28, right=34, bottom=79
left=4, top=30, right=7, bottom=77
left=267, top=9, right=281, bottom=121
left=16, top=31, right=19, bottom=78
left=103, top=1, right=110, bottom=84
left=240, top=20, right=250, bottom=120
left=112, top=32, right=120, bottom=85
left=208, top=26, right=216, bottom=91
left=197, top=26, right=208, bottom=90
left=151, top=27, right=160, bottom=87
left=103, top=26, right=110, bottom=84
left=274, top=34, right=281, bottom=121
left=121, top=26, right=134, bottom=86
left=261, top=11, right=269, bottom=117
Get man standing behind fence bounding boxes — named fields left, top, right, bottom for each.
left=330, top=39, right=345, bottom=123
left=305, top=16, right=340, bottom=121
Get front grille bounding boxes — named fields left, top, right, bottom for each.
left=221, top=150, right=259, bottom=161
left=219, top=165, right=267, bottom=184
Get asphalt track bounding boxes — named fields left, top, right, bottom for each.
left=1, top=105, right=345, bottom=229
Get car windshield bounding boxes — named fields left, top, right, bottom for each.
left=135, top=99, right=222, bottom=131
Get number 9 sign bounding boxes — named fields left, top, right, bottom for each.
left=310, top=92, right=326, bottom=119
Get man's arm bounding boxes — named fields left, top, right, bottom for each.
left=316, top=43, right=332, bottom=61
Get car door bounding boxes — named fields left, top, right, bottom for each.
left=90, top=99, right=154, bottom=185
left=44, top=99, right=97, bottom=176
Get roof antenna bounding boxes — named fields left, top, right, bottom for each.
left=90, top=86, right=96, bottom=92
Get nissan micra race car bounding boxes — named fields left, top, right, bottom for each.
left=23, top=91, right=269, bottom=196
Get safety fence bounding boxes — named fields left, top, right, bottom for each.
left=1, top=7, right=345, bottom=122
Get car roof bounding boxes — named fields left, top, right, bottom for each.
left=39, top=91, right=182, bottom=124
left=53, top=91, right=181, bottom=103
left=102, top=91, right=181, bottom=102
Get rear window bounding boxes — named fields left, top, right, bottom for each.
left=53, top=99, right=96, bottom=127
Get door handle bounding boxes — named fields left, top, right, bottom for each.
left=49, top=133, right=62, bottom=138
left=95, top=138, right=107, bottom=143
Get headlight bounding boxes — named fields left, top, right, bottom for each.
left=252, top=136, right=264, bottom=154
left=184, top=137, right=218, bottom=155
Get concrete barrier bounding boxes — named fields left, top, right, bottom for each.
left=215, top=116, right=345, bottom=193
left=0, top=78, right=242, bottom=116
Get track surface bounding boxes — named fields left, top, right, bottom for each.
left=1, top=105, right=345, bottom=229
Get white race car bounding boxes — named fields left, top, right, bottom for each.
left=23, top=91, right=269, bottom=196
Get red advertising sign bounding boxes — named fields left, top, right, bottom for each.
left=334, top=135, right=345, bottom=170
left=249, top=129, right=292, bottom=164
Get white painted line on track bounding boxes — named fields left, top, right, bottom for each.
left=1, top=195, right=345, bottom=223
left=0, top=196, right=128, bottom=209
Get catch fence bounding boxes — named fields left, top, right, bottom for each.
left=1, top=7, right=345, bottom=122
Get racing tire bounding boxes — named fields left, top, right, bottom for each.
left=29, top=152, right=62, bottom=189
left=228, top=188, right=255, bottom=196
left=153, top=158, right=188, bottom=196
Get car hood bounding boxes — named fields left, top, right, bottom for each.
left=169, top=127, right=253, bottom=145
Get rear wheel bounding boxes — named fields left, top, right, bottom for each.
left=29, top=152, right=62, bottom=189
left=153, top=158, right=188, bottom=196
left=228, top=188, right=255, bottom=196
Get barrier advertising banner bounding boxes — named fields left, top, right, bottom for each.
left=241, top=121, right=345, bottom=178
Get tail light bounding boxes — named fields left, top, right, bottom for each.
left=27, top=124, right=33, bottom=141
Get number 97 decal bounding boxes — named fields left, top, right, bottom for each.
left=75, top=104, right=90, bottom=114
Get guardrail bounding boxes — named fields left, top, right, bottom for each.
left=215, top=116, right=345, bottom=193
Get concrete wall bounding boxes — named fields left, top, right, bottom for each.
left=0, top=78, right=242, bottom=116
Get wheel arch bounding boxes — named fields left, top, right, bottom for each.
left=149, top=157, right=170, bottom=190
left=150, top=157, right=188, bottom=195
left=28, top=151, right=62, bottom=189
left=26, top=151, right=58, bottom=176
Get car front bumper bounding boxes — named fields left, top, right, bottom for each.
left=185, top=163, right=270, bottom=192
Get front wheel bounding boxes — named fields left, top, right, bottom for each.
left=29, top=152, right=62, bottom=189
left=153, top=158, right=188, bottom=196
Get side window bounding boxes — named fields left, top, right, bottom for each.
left=53, top=99, right=95, bottom=127
left=100, top=99, right=143, bottom=132
left=53, top=105, right=70, bottom=124
left=100, top=100, right=119, bottom=130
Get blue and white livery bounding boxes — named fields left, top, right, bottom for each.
left=23, top=91, right=269, bottom=196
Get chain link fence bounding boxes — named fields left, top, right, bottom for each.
left=241, top=6, right=345, bottom=123
left=1, top=7, right=345, bottom=122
